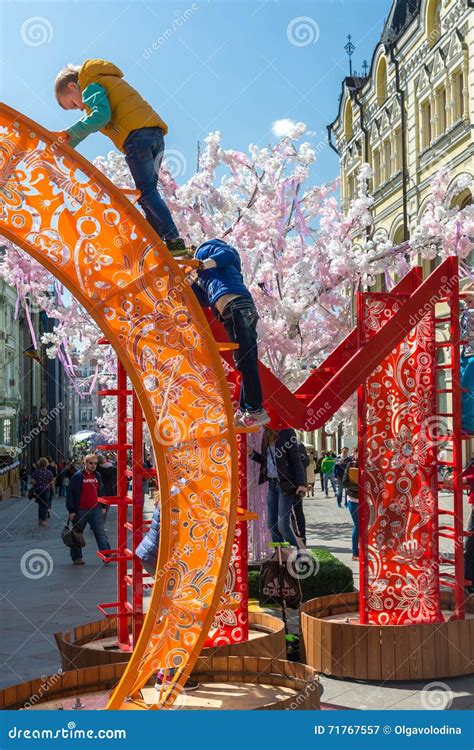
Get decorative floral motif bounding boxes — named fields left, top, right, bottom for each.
left=0, top=108, right=237, bottom=708
left=361, top=295, right=441, bottom=625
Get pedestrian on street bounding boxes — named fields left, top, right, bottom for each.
left=96, top=454, right=117, bottom=524
left=334, top=447, right=351, bottom=508
left=135, top=501, right=199, bottom=692
left=315, top=452, right=324, bottom=493
left=19, top=464, right=28, bottom=496
left=66, top=454, right=111, bottom=566
left=250, top=427, right=307, bottom=549
left=343, top=448, right=359, bottom=560
left=31, top=458, right=55, bottom=526
left=305, top=447, right=316, bottom=497
left=321, top=451, right=337, bottom=498
left=462, top=456, right=474, bottom=594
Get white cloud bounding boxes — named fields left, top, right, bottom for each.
left=272, top=119, right=307, bottom=139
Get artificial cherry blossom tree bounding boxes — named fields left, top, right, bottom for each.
left=0, top=124, right=472, bottom=441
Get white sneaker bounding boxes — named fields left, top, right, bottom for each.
left=234, top=409, right=246, bottom=426
left=242, top=408, right=270, bottom=427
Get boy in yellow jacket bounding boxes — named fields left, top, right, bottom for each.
left=54, top=59, right=186, bottom=255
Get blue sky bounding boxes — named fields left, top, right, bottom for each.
left=1, top=0, right=390, bottom=185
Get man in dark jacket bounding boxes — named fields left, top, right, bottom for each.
left=334, top=446, right=350, bottom=508
left=251, top=428, right=307, bottom=549
left=66, top=454, right=111, bottom=565
left=96, top=454, right=117, bottom=523
left=192, top=239, right=269, bottom=428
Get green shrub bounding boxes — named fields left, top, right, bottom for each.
left=248, top=547, right=354, bottom=602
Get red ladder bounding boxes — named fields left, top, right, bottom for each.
left=435, top=257, right=469, bottom=619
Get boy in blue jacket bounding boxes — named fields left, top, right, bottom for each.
left=192, top=239, right=270, bottom=427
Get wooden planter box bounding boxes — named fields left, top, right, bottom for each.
left=300, top=591, right=474, bottom=681
left=0, top=657, right=320, bottom=711
left=55, top=612, right=286, bottom=671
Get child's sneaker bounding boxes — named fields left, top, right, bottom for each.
left=155, top=673, right=200, bottom=692
left=242, top=408, right=270, bottom=428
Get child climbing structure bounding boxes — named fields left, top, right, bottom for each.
left=0, top=103, right=470, bottom=709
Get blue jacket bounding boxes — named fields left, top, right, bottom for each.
left=192, top=239, right=253, bottom=311
left=66, top=469, right=104, bottom=514
left=135, top=505, right=160, bottom=566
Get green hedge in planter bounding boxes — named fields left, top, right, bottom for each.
left=248, top=547, right=354, bottom=602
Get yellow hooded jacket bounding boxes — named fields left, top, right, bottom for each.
left=78, top=59, right=168, bottom=152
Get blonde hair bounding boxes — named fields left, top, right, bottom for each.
left=84, top=453, right=98, bottom=464
left=37, top=457, right=49, bottom=468
left=54, top=64, right=81, bottom=104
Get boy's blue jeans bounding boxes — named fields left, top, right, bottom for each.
left=124, top=127, right=180, bottom=243
left=220, top=297, right=263, bottom=412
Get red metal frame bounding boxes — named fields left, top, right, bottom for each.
left=437, top=257, right=466, bottom=619
left=357, top=258, right=467, bottom=624
left=96, top=345, right=146, bottom=651
left=96, top=344, right=250, bottom=651
left=95, top=258, right=467, bottom=641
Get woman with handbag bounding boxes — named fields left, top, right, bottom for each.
left=31, top=457, right=55, bottom=526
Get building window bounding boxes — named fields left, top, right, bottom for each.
left=376, top=56, right=388, bottom=104
left=373, top=148, right=381, bottom=189
left=346, top=172, right=356, bottom=204
left=383, top=139, right=391, bottom=182
left=454, top=71, right=464, bottom=121
left=3, top=419, right=11, bottom=445
left=426, top=0, right=441, bottom=48
left=436, top=86, right=447, bottom=137
left=395, top=129, right=403, bottom=171
left=344, top=99, right=354, bottom=140
left=421, top=100, right=432, bottom=149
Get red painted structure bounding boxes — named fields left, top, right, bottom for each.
left=96, top=257, right=469, bottom=647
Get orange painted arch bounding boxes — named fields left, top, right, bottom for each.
left=0, top=103, right=239, bottom=709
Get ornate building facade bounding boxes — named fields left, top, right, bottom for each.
left=329, top=0, right=472, bottom=266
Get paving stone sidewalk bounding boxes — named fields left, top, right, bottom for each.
left=0, top=487, right=472, bottom=710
